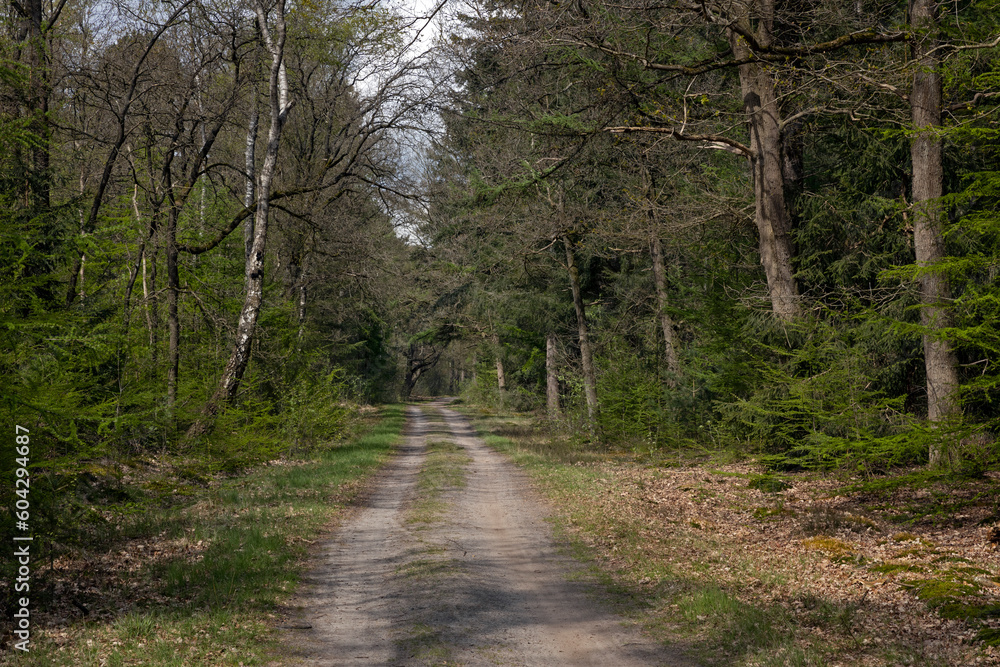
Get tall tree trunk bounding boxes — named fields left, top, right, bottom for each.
left=296, top=283, right=307, bottom=347
left=910, top=0, right=960, bottom=463
left=728, top=4, right=801, bottom=321
left=493, top=333, right=506, bottom=392
left=15, top=0, right=59, bottom=307
left=118, top=243, right=147, bottom=417
left=132, top=186, right=158, bottom=349
left=166, top=208, right=180, bottom=421
left=244, top=81, right=259, bottom=262
left=651, top=234, right=681, bottom=384
left=564, top=238, right=599, bottom=431
left=187, top=0, right=292, bottom=440
left=76, top=254, right=86, bottom=300
left=297, top=254, right=309, bottom=346
left=122, top=249, right=144, bottom=337
left=403, top=364, right=418, bottom=399
left=18, top=0, right=49, bottom=209
left=142, top=249, right=154, bottom=346
left=146, top=246, right=159, bottom=362
left=546, top=332, right=560, bottom=418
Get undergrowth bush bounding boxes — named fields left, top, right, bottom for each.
left=464, top=364, right=542, bottom=413
left=710, top=311, right=928, bottom=471
left=595, top=345, right=674, bottom=448
left=282, top=369, right=355, bottom=449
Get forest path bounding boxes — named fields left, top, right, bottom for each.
left=280, top=398, right=693, bottom=666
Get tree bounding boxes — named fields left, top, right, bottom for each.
left=563, top=232, right=599, bottom=427
left=188, top=0, right=292, bottom=437
left=524, top=0, right=912, bottom=319
left=546, top=332, right=560, bottom=417
left=909, top=0, right=960, bottom=438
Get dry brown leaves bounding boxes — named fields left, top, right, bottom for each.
left=562, top=462, right=1000, bottom=666
left=28, top=532, right=211, bottom=634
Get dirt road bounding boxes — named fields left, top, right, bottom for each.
left=281, top=399, right=694, bottom=666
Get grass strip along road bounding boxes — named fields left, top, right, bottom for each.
left=5, top=406, right=405, bottom=667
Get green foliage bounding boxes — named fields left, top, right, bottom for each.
left=4, top=406, right=405, bottom=665
left=713, top=314, right=927, bottom=472
left=747, top=475, right=791, bottom=493
left=281, top=369, right=354, bottom=449
left=595, top=342, right=673, bottom=447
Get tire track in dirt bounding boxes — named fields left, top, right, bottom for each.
left=283, top=404, right=432, bottom=665
left=282, top=399, right=694, bottom=666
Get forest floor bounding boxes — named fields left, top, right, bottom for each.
left=5, top=401, right=999, bottom=666
left=275, top=398, right=692, bottom=666
left=1, top=406, right=407, bottom=666
left=462, top=407, right=1000, bottom=666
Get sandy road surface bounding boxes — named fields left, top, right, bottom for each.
left=281, top=399, right=694, bottom=666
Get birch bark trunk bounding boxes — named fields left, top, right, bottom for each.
left=296, top=283, right=307, bottom=347
left=142, top=250, right=154, bottom=346
left=244, top=69, right=259, bottom=262
left=146, top=246, right=159, bottom=362
left=493, top=333, right=507, bottom=393
left=187, top=0, right=292, bottom=438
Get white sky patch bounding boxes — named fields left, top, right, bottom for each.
left=361, top=0, right=454, bottom=244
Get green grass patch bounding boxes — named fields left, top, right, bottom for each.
left=869, top=563, right=926, bottom=574
left=752, top=504, right=796, bottom=521
left=906, top=576, right=981, bottom=601
left=977, top=627, right=1000, bottom=647
left=748, top=475, right=792, bottom=493
left=899, top=572, right=1000, bottom=632
left=677, top=586, right=818, bottom=663
left=395, top=622, right=458, bottom=665
left=903, top=576, right=984, bottom=622
left=408, top=439, right=470, bottom=526
left=6, top=405, right=407, bottom=666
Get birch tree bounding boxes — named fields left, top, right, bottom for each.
left=187, top=0, right=292, bottom=437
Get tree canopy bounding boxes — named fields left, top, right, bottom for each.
left=2, top=0, right=1000, bottom=578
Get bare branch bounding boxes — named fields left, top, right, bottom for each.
left=726, top=26, right=910, bottom=57
left=605, top=126, right=751, bottom=157
left=947, top=91, right=1000, bottom=113
left=45, top=0, right=70, bottom=31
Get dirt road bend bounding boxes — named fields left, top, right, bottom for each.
left=282, top=399, right=693, bottom=666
